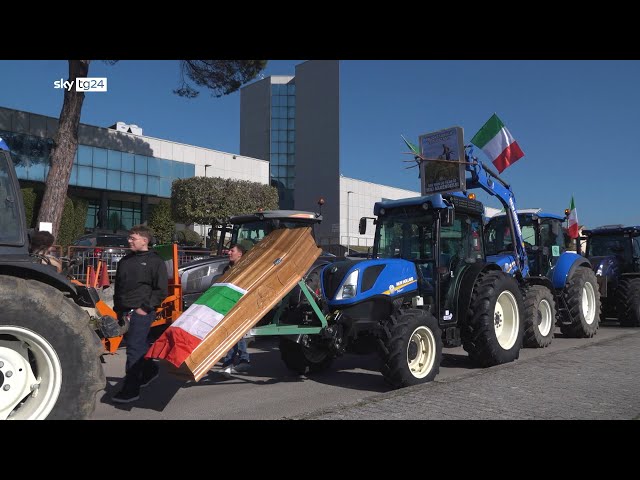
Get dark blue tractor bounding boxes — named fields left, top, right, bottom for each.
left=286, top=193, right=525, bottom=389
left=485, top=209, right=600, bottom=347
left=580, top=225, right=640, bottom=326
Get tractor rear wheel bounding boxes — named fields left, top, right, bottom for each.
left=560, top=267, right=600, bottom=337
left=0, top=275, right=105, bottom=420
left=463, top=271, right=524, bottom=367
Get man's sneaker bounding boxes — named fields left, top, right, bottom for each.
left=111, top=385, right=140, bottom=404
left=220, top=365, right=233, bottom=378
left=140, top=363, right=160, bottom=388
left=231, top=360, right=250, bottom=374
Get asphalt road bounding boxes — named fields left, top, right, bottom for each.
left=91, top=321, right=640, bottom=420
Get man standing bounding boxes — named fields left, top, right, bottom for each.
left=220, top=244, right=251, bottom=376
left=112, top=225, right=168, bottom=403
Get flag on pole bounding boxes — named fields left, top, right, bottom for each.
left=568, top=196, right=579, bottom=239
left=471, top=114, right=525, bottom=173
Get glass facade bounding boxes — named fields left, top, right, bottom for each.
left=0, top=130, right=194, bottom=198
left=85, top=199, right=142, bottom=231
left=270, top=82, right=295, bottom=208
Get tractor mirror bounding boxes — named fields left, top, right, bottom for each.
left=442, top=208, right=455, bottom=227
left=359, top=217, right=367, bottom=235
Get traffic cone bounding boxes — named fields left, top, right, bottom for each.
left=87, top=265, right=96, bottom=287
left=98, top=261, right=111, bottom=288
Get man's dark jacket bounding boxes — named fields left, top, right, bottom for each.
left=114, top=249, right=168, bottom=313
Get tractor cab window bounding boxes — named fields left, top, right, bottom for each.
left=539, top=219, right=566, bottom=255
left=633, top=237, right=640, bottom=258
left=377, top=211, right=433, bottom=260
left=441, top=214, right=481, bottom=270
left=0, top=152, right=21, bottom=245
left=485, top=216, right=511, bottom=256
left=588, top=235, right=630, bottom=259
left=231, top=219, right=315, bottom=252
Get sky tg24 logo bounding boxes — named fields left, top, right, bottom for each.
left=53, top=77, right=108, bottom=92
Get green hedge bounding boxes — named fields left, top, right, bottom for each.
left=148, top=200, right=175, bottom=244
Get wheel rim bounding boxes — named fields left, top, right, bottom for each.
left=538, top=299, right=553, bottom=337
left=493, top=290, right=519, bottom=350
left=582, top=281, right=597, bottom=325
left=0, top=326, right=63, bottom=420
left=406, top=325, right=437, bottom=379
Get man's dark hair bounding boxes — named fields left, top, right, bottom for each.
left=30, top=230, right=55, bottom=254
left=230, top=243, right=246, bottom=254
left=129, top=225, right=154, bottom=243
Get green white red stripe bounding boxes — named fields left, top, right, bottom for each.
left=145, top=282, right=246, bottom=367
left=568, top=196, right=579, bottom=239
left=471, top=114, right=525, bottom=173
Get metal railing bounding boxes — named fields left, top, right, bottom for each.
left=62, top=246, right=218, bottom=283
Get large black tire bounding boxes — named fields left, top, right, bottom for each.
left=522, top=285, right=556, bottom=348
left=616, top=278, right=640, bottom=327
left=462, top=271, right=524, bottom=367
left=560, top=266, right=600, bottom=338
left=279, top=337, right=334, bottom=375
left=380, top=309, right=442, bottom=388
left=0, top=275, right=105, bottom=420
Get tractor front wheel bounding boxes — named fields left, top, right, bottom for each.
left=380, top=309, right=442, bottom=388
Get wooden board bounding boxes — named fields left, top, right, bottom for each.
left=151, top=227, right=321, bottom=382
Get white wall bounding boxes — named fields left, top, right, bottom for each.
left=339, top=176, right=420, bottom=249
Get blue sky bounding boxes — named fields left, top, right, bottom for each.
left=0, top=60, right=638, bottom=228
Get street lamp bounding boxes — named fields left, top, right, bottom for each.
left=347, top=190, right=354, bottom=256
left=204, top=165, right=212, bottom=246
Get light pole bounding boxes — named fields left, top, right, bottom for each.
left=347, top=190, right=354, bottom=256
left=204, top=165, right=211, bottom=246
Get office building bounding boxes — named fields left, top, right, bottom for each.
left=240, top=60, right=420, bottom=250
left=0, top=105, right=268, bottom=234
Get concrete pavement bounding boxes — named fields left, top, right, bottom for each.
left=292, top=330, right=640, bottom=420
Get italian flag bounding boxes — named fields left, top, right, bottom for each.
left=471, top=114, right=525, bottom=173
left=568, top=196, right=579, bottom=239
left=145, top=282, right=246, bottom=367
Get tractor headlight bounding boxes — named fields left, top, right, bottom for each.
left=336, top=269, right=359, bottom=300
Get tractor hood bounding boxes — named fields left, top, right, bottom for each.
left=486, top=253, right=519, bottom=276
left=322, top=258, right=418, bottom=307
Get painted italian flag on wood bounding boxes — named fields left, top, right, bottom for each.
left=568, top=196, right=579, bottom=239
left=145, top=282, right=246, bottom=367
left=471, top=114, right=525, bottom=173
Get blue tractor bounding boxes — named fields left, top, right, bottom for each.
left=484, top=208, right=600, bottom=347
left=461, top=145, right=599, bottom=349
left=579, top=225, right=640, bottom=326
left=285, top=192, right=525, bottom=388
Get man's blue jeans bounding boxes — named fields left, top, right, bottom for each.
left=222, top=338, right=250, bottom=366
left=123, top=310, right=156, bottom=384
